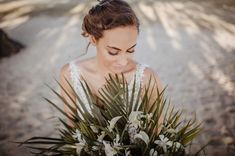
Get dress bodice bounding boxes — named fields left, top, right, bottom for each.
left=69, top=60, right=148, bottom=117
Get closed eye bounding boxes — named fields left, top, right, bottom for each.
left=108, top=51, right=118, bottom=55
left=127, top=50, right=135, bottom=53
left=108, top=50, right=135, bottom=56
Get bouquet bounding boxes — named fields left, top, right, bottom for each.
left=17, top=74, right=205, bottom=156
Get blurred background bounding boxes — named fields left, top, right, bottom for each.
left=0, top=0, right=235, bottom=155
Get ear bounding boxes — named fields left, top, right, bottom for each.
left=88, top=35, right=97, bottom=46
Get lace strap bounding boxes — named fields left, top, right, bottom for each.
left=127, top=63, right=148, bottom=110
left=128, top=63, right=148, bottom=88
left=136, top=63, right=148, bottom=86
left=69, top=61, right=92, bottom=115
left=69, top=61, right=82, bottom=95
left=129, top=63, right=148, bottom=87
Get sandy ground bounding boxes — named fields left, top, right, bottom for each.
left=0, top=0, right=235, bottom=155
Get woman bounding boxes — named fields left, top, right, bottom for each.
left=59, top=0, right=163, bottom=126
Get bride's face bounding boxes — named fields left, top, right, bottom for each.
left=95, top=26, right=138, bottom=73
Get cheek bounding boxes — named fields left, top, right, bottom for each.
left=104, top=55, right=117, bottom=66
left=127, top=53, right=134, bottom=60
left=99, top=50, right=116, bottom=65
left=98, top=48, right=134, bottom=68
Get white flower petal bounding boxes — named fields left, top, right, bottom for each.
left=103, top=141, right=117, bottom=156
left=166, top=141, right=173, bottom=147
left=73, top=129, right=86, bottom=143
left=90, top=125, right=99, bottom=133
left=134, top=131, right=149, bottom=145
left=163, top=145, right=167, bottom=153
left=128, top=111, right=143, bottom=122
left=154, top=140, right=161, bottom=145
left=147, top=113, right=153, bottom=121
left=75, top=143, right=85, bottom=155
left=150, top=148, right=158, bottom=156
left=175, top=142, right=182, bottom=149
left=92, top=145, right=99, bottom=151
left=159, top=135, right=165, bottom=141
left=97, top=131, right=106, bottom=142
left=125, top=148, right=131, bottom=156
left=108, top=116, right=122, bottom=132
left=163, top=137, right=169, bottom=143
left=114, top=134, right=121, bottom=147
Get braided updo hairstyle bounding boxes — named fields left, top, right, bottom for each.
left=81, top=0, right=140, bottom=54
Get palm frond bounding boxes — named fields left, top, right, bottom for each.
left=16, top=73, right=204, bottom=156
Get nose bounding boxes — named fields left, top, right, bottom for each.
left=117, top=54, right=128, bottom=66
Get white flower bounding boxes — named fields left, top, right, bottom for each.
left=75, top=142, right=86, bottom=155
left=128, top=111, right=143, bottom=129
left=140, top=113, right=153, bottom=121
left=97, top=131, right=106, bottom=143
left=125, top=148, right=131, bottom=156
left=103, top=141, right=117, bottom=156
left=114, top=134, right=120, bottom=147
left=166, top=128, right=177, bottom=137
left=128, top=124, right=139, bottom=143
left=139, top=113, right=153, bottom=128
left=166, top=128, right=176, bottom=134
left=154, top=135, right=173, bottom=153
left=92, top=145, right=99, bottom=151
left=72, top=129, right=80, bottom=139
left=73, top=129, right=86, bottom=144
left=147, top=113, right=153, bottom=122
left=90, top=125, right=99, bottom=133
left=175, top=142, right=181, bottom=148
left=134, top=131, right=150, bottom=145
left=173, top=142, right=182, bottom=151
left=108, top=116, right=122, bottom=132
left=129, top=111, right=142, bottom=123
left=150, top=148, right=158, bottom=156
left=72, top=129, right=87, bottom=155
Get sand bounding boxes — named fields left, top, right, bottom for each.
left=0, top=0, right=234, bottom=155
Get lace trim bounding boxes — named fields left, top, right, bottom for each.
left=69, top=61, right=148, bottom=114
left=69, top=61, right=92, bottom=115
left=128, top=63, right=148, bottom=109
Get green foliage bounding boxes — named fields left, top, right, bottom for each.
left=16, top=74, right=205, bottom=156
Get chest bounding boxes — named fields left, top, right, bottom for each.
left=82, top=71, right=136, bottom=96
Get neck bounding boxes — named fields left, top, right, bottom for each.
left=95, top=58, right=114, bottom=78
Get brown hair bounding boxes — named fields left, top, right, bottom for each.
left=81, top=0, right=140, bottom=55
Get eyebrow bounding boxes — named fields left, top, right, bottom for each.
left=107, top=44, right=137, bottom=51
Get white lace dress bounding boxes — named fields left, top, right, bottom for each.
left=69, top=60, right=148, bottom=118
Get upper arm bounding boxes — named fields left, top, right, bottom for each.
left=142, top=67, right=164, bottom=133
left=141, top=67, right=164, bottom=111
left=142, top=67, right=163, bottom=96
left=59, top=64, right=76, bottom=115
left=59, top=64, right=75, bottom=97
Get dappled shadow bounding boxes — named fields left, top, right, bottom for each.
left=0, top=0, right=93, bottom=28
left=132, top=1, right=235, bottom=155
left=0, top=0, right=235, bottom=155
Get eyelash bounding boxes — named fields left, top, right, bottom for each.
left=108, top=51, right=135, bottom=56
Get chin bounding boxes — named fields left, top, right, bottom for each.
left=109, top=70, right=120, bottom=74
left=111, top=68, right=124, bottom=74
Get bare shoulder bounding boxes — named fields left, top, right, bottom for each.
left=60, top=57, right=96, bottom=83
left=74, top=57, right=96, bottom=73
left=60, top=63, right=71, bottom=80
left=59, top=62, right=77, bottom=96
left=142, top=67, right=159, bottom=81
left=60, top=57, right=92, bottom=74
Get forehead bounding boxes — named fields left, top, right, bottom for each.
left=101, top=26, right=138, bottom=47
